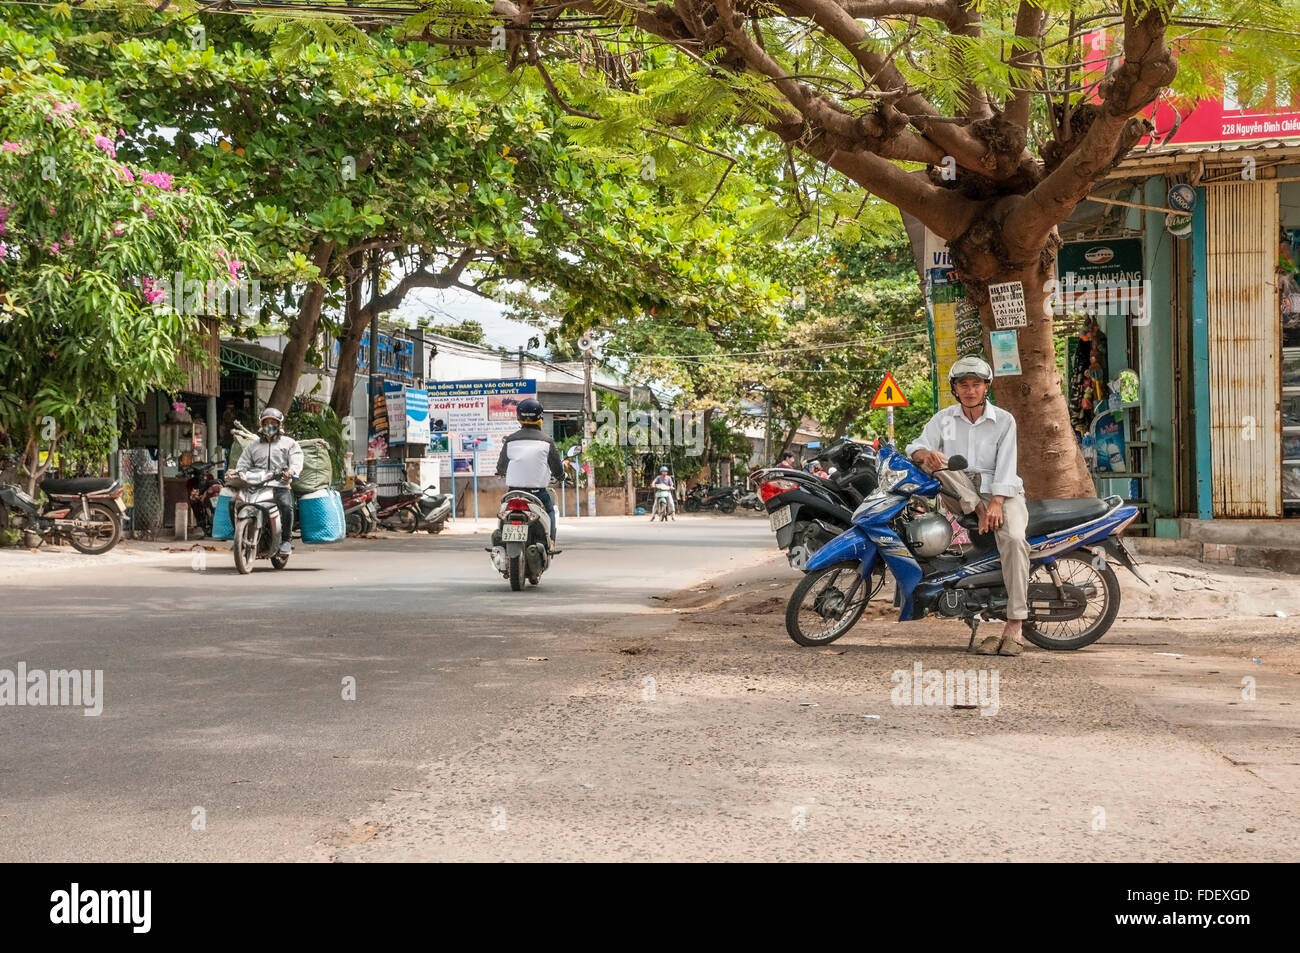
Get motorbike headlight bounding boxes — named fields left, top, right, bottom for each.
left=876, top=459, right=913, bottom=494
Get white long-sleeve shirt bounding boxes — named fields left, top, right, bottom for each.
left=905, top=402, right=1024, bottom=498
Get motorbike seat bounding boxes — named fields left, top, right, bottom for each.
left=1025, top=499, right=1113, bottom=536
left=40, top=477, right=117, bottom=495
left=957, top=498, right=1113, bottom=537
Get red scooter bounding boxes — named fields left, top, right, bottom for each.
left=340, top=481, right=378, bottom=537
left=377, top=481, right=451, bottom=533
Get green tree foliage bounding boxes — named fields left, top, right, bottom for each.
left=0, top=27, right=253, bottom=492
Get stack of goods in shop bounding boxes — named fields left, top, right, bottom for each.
left=1068, top=316, right=1108, bottom=439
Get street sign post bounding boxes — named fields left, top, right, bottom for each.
left=870, top=372, right=910, bottom=444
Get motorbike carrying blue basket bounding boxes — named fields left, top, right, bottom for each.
left=210, top=488, right=235, bottom=541
left=299, top=488, right=345, bottom=544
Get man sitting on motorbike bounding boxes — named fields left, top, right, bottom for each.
left=651, top=466, right=676, bottom=520
left=230, top=407, right=303, bottom=555
left=495, top=398, right=564, bottom=552
left=905, top=356, right=1030, bottom=657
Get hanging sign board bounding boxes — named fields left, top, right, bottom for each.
left=988, top=281, right=1028, bottom=329
left=989, top=330, right=1023, bottom=377
left=870, top=372, right=910, bottom=408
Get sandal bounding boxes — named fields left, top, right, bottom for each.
left=998, top=637, right=1025, bottom=657
left=973, top=636, right=1002, bottom=655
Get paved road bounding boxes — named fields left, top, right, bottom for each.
left=0, top=515, right=775, bottom=861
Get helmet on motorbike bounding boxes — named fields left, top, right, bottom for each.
left=904, top=512, right=954, bottom=558
left=516, top=398, right=544, bottom=426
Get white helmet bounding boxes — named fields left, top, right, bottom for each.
left=947, top=356, right=992, bottom=383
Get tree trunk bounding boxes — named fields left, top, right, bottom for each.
left=965, top=250, right=1094, bottom=500
left=329, top=251, right=366, bottom=419
left=268, top=240, right=336, bottom=412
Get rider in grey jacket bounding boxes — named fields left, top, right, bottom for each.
left=495, top=398, right=563, bottom=548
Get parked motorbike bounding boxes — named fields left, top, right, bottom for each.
left=377, top=482, right=452, bottom=534
left=226, top=468, right=290, bottom=574
left=0, top=476, right=126, bottom=554
left=755, top=437, right=879, bottom=569
left=785, top=445, right=1147, bottom=651
left=735, top=488, right=765, bottom=511
left=340, top=481, right=378, bottom=537
left=684, top=483, right=738, bottom=514
left=180, top=460, right=222, bottom=536
left=487, top=490, right=552, bottom=590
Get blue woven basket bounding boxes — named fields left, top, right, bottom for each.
left=299, top=489, right=345, bottom=544
left=210, top=489, right=235, bottom=541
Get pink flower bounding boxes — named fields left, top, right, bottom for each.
left=46, top=202, right=56, bottom=216
left=50, top=101, right=79, bottom=115
left=1, top=140, right=22, bottom=152
left=118, top=165, right=135, bottom=184
left=93, top=134, right=116, bottom=158
left=140, top=171, right=174, bottom=191
left=0, top=242, right=7, bottom=260
left=49, top=242, right=60, bottom=255
left=227, top=258, right=243, bottom=278
left=142, top=204, right=155, bottom=218
left=112, top=220, right=124, bottom=236
left=141, top=277, right=165, bottom=304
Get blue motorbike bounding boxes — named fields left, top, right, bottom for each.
left=785, top=445, right=1148, bottom=651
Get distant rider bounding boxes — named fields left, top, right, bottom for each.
left=495, top=398, right=563, bottom=552
left=231, top=407, right=302, bottom=555
left=651, top=466, right=676, bottom=520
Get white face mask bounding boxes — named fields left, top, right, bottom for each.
left=261, top=422, right=281, bottom=439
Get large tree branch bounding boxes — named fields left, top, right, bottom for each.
left=784, top=0, right=1001, bottom=172
left=1010, top=4, right=1176, bottom=253
left=951, top=3, right=993, bottom=121
left=1006, top=0, right=1046, bottom=130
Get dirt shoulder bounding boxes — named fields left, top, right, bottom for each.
left=320, top=554, right=1300, bottom=862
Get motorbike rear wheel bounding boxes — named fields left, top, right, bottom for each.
left=66, top=502, right=122, bottom=555
left=233, top=518, right=257, bottom=574
left=508, top=553, right=524, bottom=591
left=684, top=498, right=701, bottom=513
left=718, top=498, right=737, bottom=514
left=395, top=507, right=418, bottom=533
left=1022, top=551, right=1120, bottom=650
left=785, top=561, right=878, bottom=646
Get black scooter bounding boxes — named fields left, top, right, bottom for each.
left=0, top=476, right=126, bottom=554
left=754, top=438, right=878, bottom=569
left=684, top=483, right=738, bottom=513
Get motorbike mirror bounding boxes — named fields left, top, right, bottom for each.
left=945, top=455, right=968, bottom=471
left=566, top=445, right=581, bottom=458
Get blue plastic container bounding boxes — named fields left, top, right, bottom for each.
left=210, top=488, right=235, bottom=540
left=299, top=489, right=345, bottom=544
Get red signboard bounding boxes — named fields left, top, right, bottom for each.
left=1082, top=28, right=1300, bottom=148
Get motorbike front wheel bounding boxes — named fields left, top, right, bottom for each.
left=66, top=502, right=122, bottom=555
left=1022, top=551, right=1121, bottom=651
left=684, top=498, right=701, bottom=513
left=785, top=561, right=877, bottom=646
left=718, top=498, right=737, bottom=514
left=233, top=518, right=257, bottom=574
left=345, top=510, right=364, bottom=537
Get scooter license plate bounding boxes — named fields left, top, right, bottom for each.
left=769, top=505, right=793, bottom=532
left=502, top=523, right=529, bottom=542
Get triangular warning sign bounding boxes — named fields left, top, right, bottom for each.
left=870, top=372, right=910, bottom=409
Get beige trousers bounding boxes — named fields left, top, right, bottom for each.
left=933, top=470, right=1030, bottom=621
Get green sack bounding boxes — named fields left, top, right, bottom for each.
left=292, top=438, right=333, bottom=493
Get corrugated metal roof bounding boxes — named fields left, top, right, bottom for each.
left=1116, top=137, right=1300, bottom=170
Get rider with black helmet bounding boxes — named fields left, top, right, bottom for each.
left=495, top=397, right=563, bottom=551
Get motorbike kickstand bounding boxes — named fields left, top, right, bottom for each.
left=965, top=616, right=980, bottom=651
